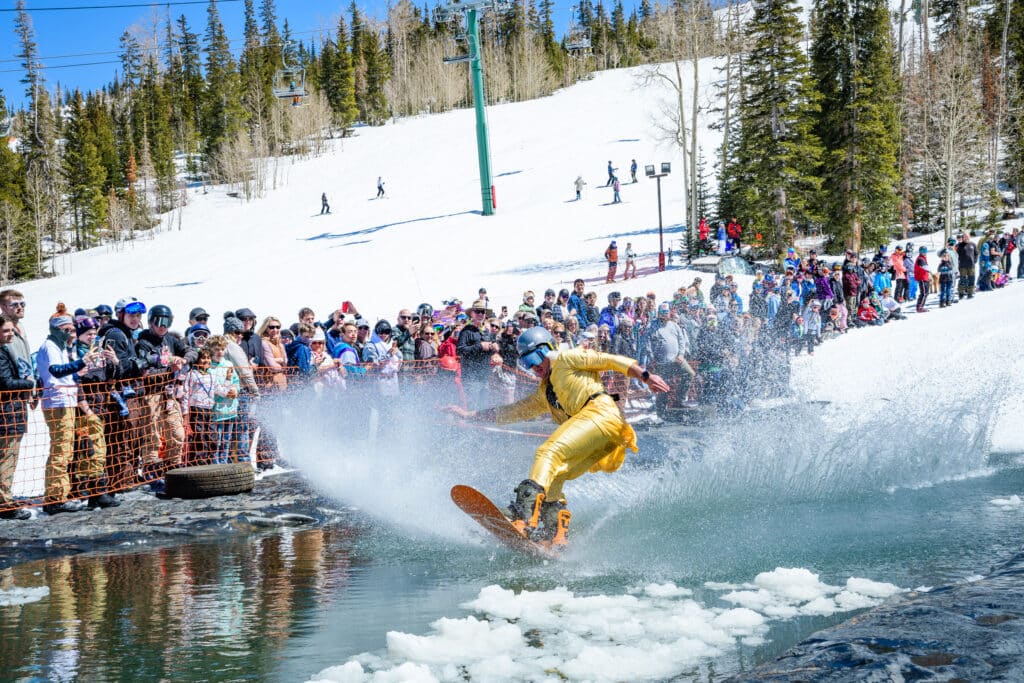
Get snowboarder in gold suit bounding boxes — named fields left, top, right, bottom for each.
left=446, top=327, right=669, bottom=545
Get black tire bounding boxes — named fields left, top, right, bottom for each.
left=164, top=463, right=255, bottom=499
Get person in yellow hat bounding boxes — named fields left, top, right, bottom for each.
left=445, top=327, right=669, bottom=546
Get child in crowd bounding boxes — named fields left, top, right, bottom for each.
left=184, top=349, right=218, bottom=464
left=879, top=288, right=905, bottom=321
left=204, top=336, right=240, bottom=464
left=937, top=250, right=955, bottom=307
left=857, top=296, right=883, bottom=326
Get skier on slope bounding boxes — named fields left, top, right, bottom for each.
left=606, top=161, right=617, bottom=186
left=377, top=177, right=385, bottom=198
left=320, top=192, right=330, bottom=215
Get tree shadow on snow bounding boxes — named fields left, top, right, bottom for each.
left=588, top=223, right=686, bottom=241
left=303, top=210, right=479, bottom=243
left=145, top=281, right=203, bottom=289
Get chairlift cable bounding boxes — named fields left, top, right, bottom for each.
left=0, top=0, right=242, bottom=12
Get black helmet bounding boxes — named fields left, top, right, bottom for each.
left=417, top=303, right=434, bottom=319
left=149, top=304, right=173, bottom=325
left=95, top=304, right=113, bottom=318
left=374, top=320, right=392, bottom=336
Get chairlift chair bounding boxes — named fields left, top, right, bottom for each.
left=442, top=15, right=473, bottom=64
left=565, top=8, right=592, bottom=54
left=272, top=41, right=308, bottom=106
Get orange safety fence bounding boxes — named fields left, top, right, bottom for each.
left=0, top=356, right=687, bottom=513
left=0, top=359, right=473, bottom=512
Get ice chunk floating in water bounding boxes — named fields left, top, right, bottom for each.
left=0, top=586, right=49, bottom=607
left=309, top=568, right=903, bottom=683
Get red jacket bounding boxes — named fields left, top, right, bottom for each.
left=698, top=218, right=709, bottom=240
left=727, top=221, right=742, bottom=239
left=913, top=254, right=929, bottom=282
left=857, top=301, right=878, bottom=322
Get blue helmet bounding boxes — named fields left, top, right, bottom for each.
left=517, top=327, right=555, bottom=370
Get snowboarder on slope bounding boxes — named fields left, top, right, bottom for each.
left=606, top=161, right=617, bottom=186
left=612, top=177, right=622, bottom=204
left=630, top=159, right=638, bottom=183
left=376, top=177, right=385, bottom=198
left=321, top=192, right=330, bottom=214
left=445, top=327, right=669, bottom=545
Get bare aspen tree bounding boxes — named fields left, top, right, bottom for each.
left=908, top=34, right=987, bottom=237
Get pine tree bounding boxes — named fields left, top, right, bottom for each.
left=362, top=24, right=391, bottom=124
left=811, top=0, right=899, bottom=250
left=172, top=14, right=205, bottom=172
left=119, top=31, right=143, bottom=93
left=327, top=15, right=359, bottom=127
left=85, top=93, right=121, bottom=191
left=202, top=0, right=247, bottom=159
left=63, top=91, right=107, bottom=248
left=726, top=0, right=823, bottom=256
left=140, top=61, right=177, bottom=210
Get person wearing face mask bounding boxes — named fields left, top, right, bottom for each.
left=37, top=305, right=103, bottom=514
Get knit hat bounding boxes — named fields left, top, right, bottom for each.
left=223, top=315, right=244, bottom=334
left=49, top=303, right=73, bottom=330
left=657, top=303, right=671, bottom=315
left=75, top=317, right=99, bottom=335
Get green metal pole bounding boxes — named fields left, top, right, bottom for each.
left=467, top=8, right=495, bottom=216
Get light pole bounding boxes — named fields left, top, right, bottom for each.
left=646, top=162, right=672, bottom=271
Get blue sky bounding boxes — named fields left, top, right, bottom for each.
left=0, top=1, right=379, bottom=109
left=0, top=0, right=580, bottom=111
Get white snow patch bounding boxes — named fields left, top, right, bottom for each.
left=0, top=585, right=49, bottom=607
left=309, top=568, right=903, bottom=682
left=990, top=495, right=1023, bottom=508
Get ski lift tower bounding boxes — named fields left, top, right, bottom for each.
left=441, top=0, right=506, bottom=216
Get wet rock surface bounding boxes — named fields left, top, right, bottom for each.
left=730, top=550, right=1024, bottom=682
left=0, top=471, right=328, bottom=569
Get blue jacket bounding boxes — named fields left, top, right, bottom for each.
left=286, top=337, right=314, bottom=377
left=568, top=293, right=588, bottom=327
left=598, top=306, right=619, bottom=336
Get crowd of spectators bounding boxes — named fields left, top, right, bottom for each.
left=0, top=227, right=1018, bottom=521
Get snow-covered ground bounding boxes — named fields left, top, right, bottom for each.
left=20, top=64, right=718, bottom=335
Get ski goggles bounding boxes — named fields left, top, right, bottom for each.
left=123, top=301, right=147, bottom=315
left=151, top=315, right=172, bottom=328
left=519, top=345, right=551, bottom=371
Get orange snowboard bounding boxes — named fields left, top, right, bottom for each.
left=451, top=485, right=559, bottom=559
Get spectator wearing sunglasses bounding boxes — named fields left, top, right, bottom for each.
left=457, top=300, right=498, bottom=409
left=415, top=322, right=438, bottom=360
left=394, top=309, right=417, bottom=362
left=0, top=314, right=35, bottom=520
left=186, top=307, right=209, bottom=338
left=259, top=317, right=288, bottom=391
left=0, top=290, right=33, bottom=395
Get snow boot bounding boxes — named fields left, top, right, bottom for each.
left=536, top=500, right=572, bottom=547
left=507, top=479, right=545, bottom=536
left=88, top=478, right=121, bottom=509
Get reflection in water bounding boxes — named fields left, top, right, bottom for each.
left=0, top=526, right=357, bottom=682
